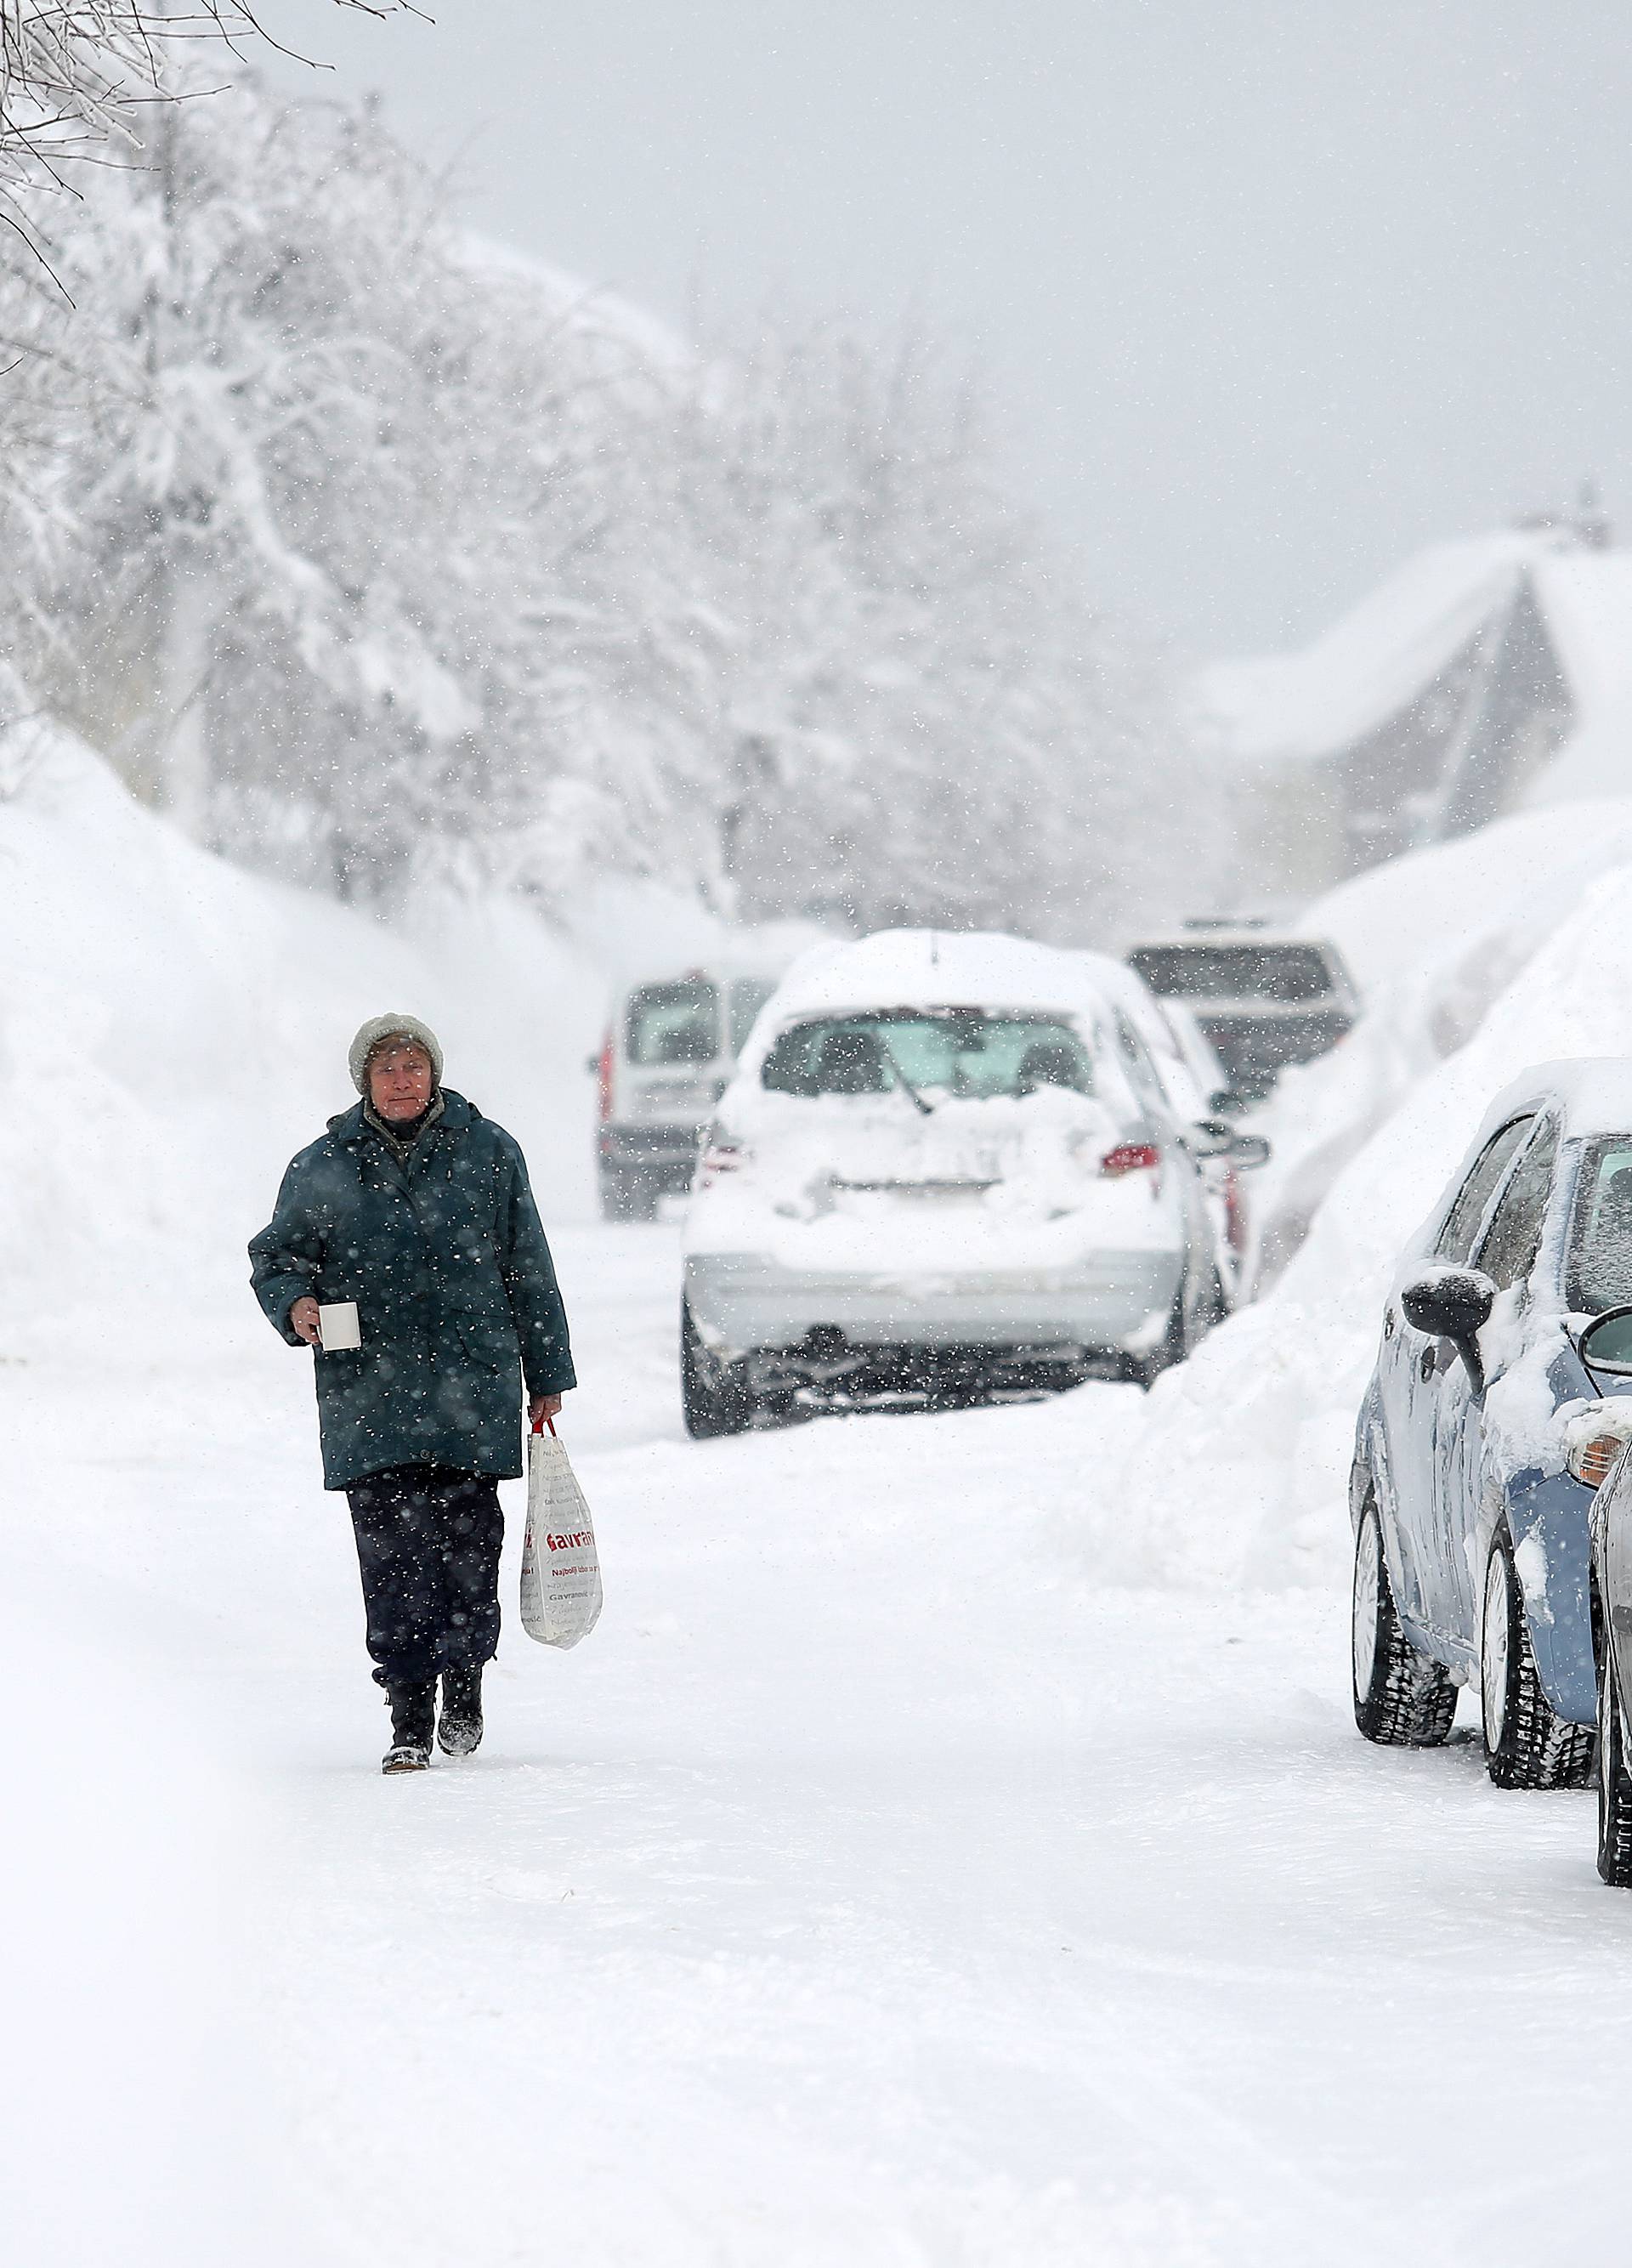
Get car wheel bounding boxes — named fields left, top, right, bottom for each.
left=1136, top=1265, right=1226, bottom=1389
left=1598, top=1636, right=1632, bottom=1885
left=1481, top=1530, right=1596, bottom=1789
left=680, top=1300, right=754, bottom=1439
left=1352, top=1499, right=1457, bottom=1745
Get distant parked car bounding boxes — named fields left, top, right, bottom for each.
left=1126, top=921, right=1358, bottom=1100
left=592, top=954, right=792, bottom=1220
left=1350, top=1062, right=1632, bottom=1793
left=1076, top=955, right=1266, bottom=1304
left=679, top=928, right=1268, bottom=1436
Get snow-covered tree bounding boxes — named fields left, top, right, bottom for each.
left=0, top=65, right=1223, bottom=943
left=0, top=3, right=406, bottom=255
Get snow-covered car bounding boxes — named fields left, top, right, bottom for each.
left=1126, top=922, right=1358, bottom=1101
left=1156, top=1000, right=1259, bottom=1285
left=1077, top=956, right=1267, bottom=1302
left=1350, top=1062, right=1632, bottom=1791
left=679, top=929, right=1263, bottom=1435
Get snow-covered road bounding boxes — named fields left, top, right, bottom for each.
left=8, top=1223, right=1632, bottom=2267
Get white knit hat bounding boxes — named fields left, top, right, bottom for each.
left=348, top=1013, right=445, bottom=1095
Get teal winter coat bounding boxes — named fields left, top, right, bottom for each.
left=248, top=1091, right=575, bottom=1489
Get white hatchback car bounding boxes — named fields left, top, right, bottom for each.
left=679, top=929, right=1263, bottom=1434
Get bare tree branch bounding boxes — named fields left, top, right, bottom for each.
left=0, top=3, right=420, bottom=254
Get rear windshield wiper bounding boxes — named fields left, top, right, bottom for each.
left=878, top=1040, right=934, bottom=1115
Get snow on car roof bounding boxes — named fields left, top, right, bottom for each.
left=763, top=929, right=1127, bottom=1026
left=1473, top=1058, right=1632, bottom=1145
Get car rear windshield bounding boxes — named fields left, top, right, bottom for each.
left=1127, top=944, right=1337, bottom=1004
left=626, top=978, right=720, bottom=1066
left=760, top=1011, right=1096, bottom=1101
left=1569, top=1137, right=1632, bottom=1312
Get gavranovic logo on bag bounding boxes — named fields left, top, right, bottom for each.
left=547, top=1530, right=592, bottom=1551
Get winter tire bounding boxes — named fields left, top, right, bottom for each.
left=1352, top=1500, right=1458, bottom=1746
left=1480, top=1530, right=1596, bottom=1790
left=681, top=1300, right=754, bottom=1439
left=1598, top=1640, right=1632, bottom=1885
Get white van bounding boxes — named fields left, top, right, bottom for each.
left=592, top=952, right=797, bottom=1219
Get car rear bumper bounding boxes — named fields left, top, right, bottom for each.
left=683, top=1246, right=1185, bottom=1368
left=599, top=1123, right=704, bottom=1175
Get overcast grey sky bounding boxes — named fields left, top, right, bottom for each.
left=264, top=3, right=1632, bottom=660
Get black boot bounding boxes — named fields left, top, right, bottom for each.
left=438, top=1664, right=484, bottom=1758
left=382, top=1680, right=436, bottom=1774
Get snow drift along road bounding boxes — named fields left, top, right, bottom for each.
left=1110, top=850, right=1632, bottom=1590
left=1255, top=795, right=1632, bottom=1280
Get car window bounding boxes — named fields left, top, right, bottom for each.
left=1126, top=944, right=1336, bottom=1004
left=1568, top=1137, right=1632, bottom=1312
left=1433, top=1118, right=1533, bottom=1263
left=626, top=979, right=720, bottom=1066
left=760, top=1012, right=1096, bottom=1100
left=1475, top=1123, right=1559, bottom=1291
left=728, top=978, right=778, bottom=1057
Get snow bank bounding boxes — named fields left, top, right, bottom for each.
left=0, top=1571, right=332, bottom=2265
left=1253, top=797, right=1632, bottom=1281
left=0, top=718, right=762, bottom=1347
left=1068, top=860, right=1632, bottom=1593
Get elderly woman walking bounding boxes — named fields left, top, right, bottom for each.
left=250, top=1015, right=575, bottom=1774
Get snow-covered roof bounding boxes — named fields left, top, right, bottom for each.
left=765, top=929, right=1124, bottom=1025
left=1475, top=1058, right=1632, bottom=1145
left=1196, top=530, right=1632, bottom=806
left=459, top=232, right=688, bottom=372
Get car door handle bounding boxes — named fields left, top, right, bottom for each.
left=1420, top=1344, right=1439, bottom=1381
left=1383, top=1307, right=1396, bottom=1340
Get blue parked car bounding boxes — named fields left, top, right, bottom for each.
left=1351, top=1061, right=1632, bottom=1789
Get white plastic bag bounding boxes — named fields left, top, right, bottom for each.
left=519, top=1420, right=604, bottom=1648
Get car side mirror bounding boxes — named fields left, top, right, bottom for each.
left=1401, top=1267, right=1495, bottom=1392
left=1211, top=1087, right=1250, bottom=1117
left=584, top=1053, right=600, bottom=1075
left=1579, top=1305, right=1632, bottom=1378
left=1189, top=1119, right=1270, bottom=1167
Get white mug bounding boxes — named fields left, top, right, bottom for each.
left=318, top=1301, right=361, bottom=1352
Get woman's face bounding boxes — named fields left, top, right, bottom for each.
left=368, top=1040, right=435, bottom=1121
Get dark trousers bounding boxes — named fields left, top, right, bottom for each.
left=346, top=1464, right=504, bottom=1691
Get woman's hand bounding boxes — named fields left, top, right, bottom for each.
left=530, top=1392, right=564, bottom=1428
left=290, top=1296, right=322, bottom=1347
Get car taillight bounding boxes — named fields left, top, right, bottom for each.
left=596, top=1033, right=614, bottom=1124
left=1101, top=1143, right=1161, bottom=1178
left=699, top=1141, right=750, bottom=1187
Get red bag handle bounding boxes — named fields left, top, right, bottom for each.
left=530, top=1413, right=558, bottom=1437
